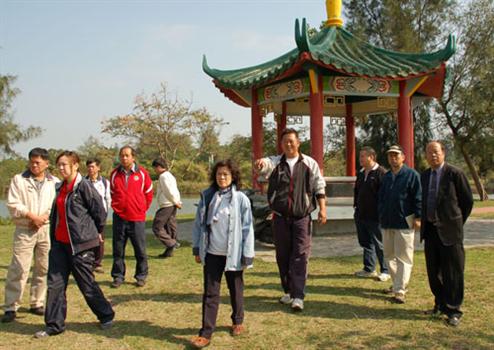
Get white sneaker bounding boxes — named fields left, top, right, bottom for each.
left=376, top=273, right=391, bottom=282
left=279, top=293, right=293, bottom=305
left=291, top=298, right=304, bottom=311
left=354, top=269, right=378, bottom=278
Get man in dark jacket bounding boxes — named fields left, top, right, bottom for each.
left=256, top=128, right=326, bottom=312
left=420, top=141, right=473, bottom=327
left=353, top=146, right=389, bottom=282
left=110, top=146, right=153, bottom=288
left=378, top=145, right=421, bottom=304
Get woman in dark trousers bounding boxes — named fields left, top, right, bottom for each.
left=190, top=159, right=255, bottom=349
left=34, top=151, right=114, bottom=338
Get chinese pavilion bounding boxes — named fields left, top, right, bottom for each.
left=203, top=0, right=455, bottom=187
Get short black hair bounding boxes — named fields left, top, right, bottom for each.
left=426, top=140, right=446, bottom=153
left=280, top=128, right=299, bottom=140
left=152, top=158, right=168, bottom=169
left=86, top=157, right=101, bottom=166
left=28, top=148, right=49, bottom=161
left=360, top=146, right=377, bottom=159
left=210, top=159, right=242, bottom=190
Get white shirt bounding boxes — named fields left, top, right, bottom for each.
left=286, top=156, right=298, bottom=175
left=88, top=176, right=111, bottom=213
left=156, top=171, right=181, bottom=208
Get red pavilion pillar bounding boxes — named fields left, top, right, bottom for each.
left=276, top=102, right=287, bottom=154
left=251, top=88, right=263, bottom=189
left=345, top=104, right=356, bottom=176
left=398, top=80, right=414, bottom=168
left=309, top=70, right=324, bottom=174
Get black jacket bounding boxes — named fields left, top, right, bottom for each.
left=50, top=173, right=107, bottom=254
left=420, top=163, right=473, bottom=245
left=267, top=154, right=326, bottom=218
left=354, top=165, right=386, bottom=221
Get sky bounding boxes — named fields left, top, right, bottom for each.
left=0, top=0, right=329, bottom=158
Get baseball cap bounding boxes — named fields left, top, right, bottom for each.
left=386, top=145, right=403, bottom=154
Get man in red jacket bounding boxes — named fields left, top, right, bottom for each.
left=110, top=146, right=153, bottom=288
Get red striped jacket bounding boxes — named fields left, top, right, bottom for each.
left=110, top=163, right=153, bottom=221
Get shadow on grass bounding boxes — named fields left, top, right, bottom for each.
left=2, top=320, right=197, bottom=347
left=108, top=291, right=423, bottom=321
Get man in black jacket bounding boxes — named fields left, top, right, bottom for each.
left=255, top=128, right=326, bottom=312
left=421, top=141, right=473, bottom=327
left=353, top=146, right=389, bottom=282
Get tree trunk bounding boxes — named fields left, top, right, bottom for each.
left=459, top=143, right=488, bottom=201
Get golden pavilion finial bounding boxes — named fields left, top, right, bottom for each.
left=325, top=0, right=343, bottom=27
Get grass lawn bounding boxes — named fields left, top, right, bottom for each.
left=0, top=224, right=493, bottom=350
left=473, top=199, right=494, bottom=208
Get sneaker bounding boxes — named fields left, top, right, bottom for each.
left=231, top=324, right=245, bottom=336
left=376, top=273, right=391, bottom=282
left=34, top=329, right=59, bottom=338
left=423, top=305, right=443, bottom=318
left=111, top=279, right=123, bottom=288
left=392, top=292, right=406, bottom=304
left=190, top=336, right=210, bottom=348
left=291, top=298, right=304, bottom=311
left=94, top=266, right=104, bottom=274
left=446, top=315, right=461, bottom=327
left=136, top=279, right=146, bottom=287
left=355, top=269, right=378, bottom=278
left=29, top=306, right=45, bottom=316
left=1, top=311, right=16, bottom=323
left=279, top=293, right=293, bottom=305
left=100, top=320, right=113, bottom=330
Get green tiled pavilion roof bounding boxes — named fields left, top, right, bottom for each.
left=203, top=18, right=455, bottom=90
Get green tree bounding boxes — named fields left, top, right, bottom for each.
left=101, top=83, right=224, bottom=170
left=343, top=0, right=454, bottom=166
left=77, top=136, right=119, bottom=177
left=0, top=75, right=42, bottom=157
left=435, top=0, right=494, bottom=200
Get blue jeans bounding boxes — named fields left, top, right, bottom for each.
left=111, top=213, right=148, bottom=282
left=355, top=219, right=388, bottom=274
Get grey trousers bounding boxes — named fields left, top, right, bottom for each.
left=152, top=206, right=178, bottom=248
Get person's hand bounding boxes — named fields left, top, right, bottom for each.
left=194, top=255, right=201, bottom=264
left=27, top=212, right=49, bottom=229
left=318, top=210, right=327, bottom=225
left=175, top=203, right=182, bottom=209
left=254, top=159, right=265, bottom=172
left=414, top=219, right=421, bottom=231
left=98, top=234, right=104, bottom=243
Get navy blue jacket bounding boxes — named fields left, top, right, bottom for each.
left=378, top=165, right=422, bottom=229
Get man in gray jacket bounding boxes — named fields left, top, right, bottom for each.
left=2, top=148, right=59, bottom=323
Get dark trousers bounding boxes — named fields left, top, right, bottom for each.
left=200, top=254, right=244, bottom=339
left=355, top=219, right=388, bottom=273
left=111, top=213, right=148, bottom=282
left=273, top=215, right=311, bottom=299
left=152, top=206, right=178, bottom=248
left=45, top=241, right=114, bottom=334
left=94, top=233, right=105, bottom=268
left=424, top=222, right=465, bottom=317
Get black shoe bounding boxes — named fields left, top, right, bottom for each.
left=34, top=329, right=60, bottom=338
left=111, top=279, right=123, bottom=288
left=1, top=311, right=16, bottom=323
left=136, top=279, right=146, bottom=287
left=29, top=307, right=45, bottom=316
left=446, top=315, right=461, bottom=327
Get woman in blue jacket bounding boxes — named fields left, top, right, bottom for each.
left=190, top=159, right=255, bottom=349
left=35, top=151, right=114, bottom=338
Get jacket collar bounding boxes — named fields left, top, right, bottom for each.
left=118, top=163, right=138, bottom=173
left=22, top=169, right=55, bottom=181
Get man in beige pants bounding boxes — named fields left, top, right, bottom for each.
left=2, top=148, right=59, bottom=323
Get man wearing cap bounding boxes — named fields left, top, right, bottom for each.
left=420, top=141, right=473, bottom=327
left=378, top=145, right=421, bottom=304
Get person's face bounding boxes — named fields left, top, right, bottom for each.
left=57, top=156, right=79, bottom=180
left=153, top=165, right=165, bottom=175
left=387, top=151, right=405, bottom=170
left=359, top=151, right=374, bottom=168
left=86, top=162, right=100, bottom=178
left=29, top=156, right=49, bottom=177
left=426, top=142, right=445, bottom=169
left=119, top=148, right=135, bottom=169
left=216, top=166, right=233, bottom=190
left=281, top=133, right=300, bottom=158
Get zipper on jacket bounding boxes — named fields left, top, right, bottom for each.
left=64, top=189, right=76, bottom=255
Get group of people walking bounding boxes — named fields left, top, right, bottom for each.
left=1, top=128, right=474, bottom=348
